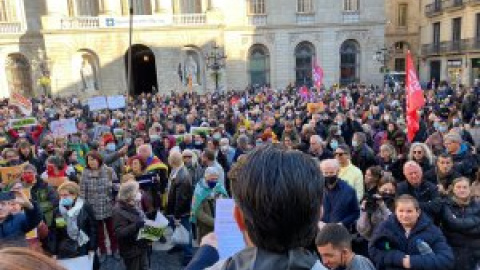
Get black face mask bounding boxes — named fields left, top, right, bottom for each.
left=325, top=176, right=338, bottom=187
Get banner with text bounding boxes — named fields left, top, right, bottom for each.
left=9, top=117, right=37, bottom=129
left=50, top=118, right=78, bottom=137
left=107, top=95, right=126, bottom=109
left=88, top=96, right=108, bottom=111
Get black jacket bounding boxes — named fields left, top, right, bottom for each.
left=351, top=144, right=377, bottom=173
left=396, top=181, right=440, bottom=218
left=49, top=201, right=97, bottom=256
left=166, top=166, right=193, bottom=219
left=112, top=202, right=150, bottom=259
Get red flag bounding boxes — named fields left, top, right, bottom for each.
left=299, top=85, right=309, bottom=99
left=313, top=57, right=324, bottom=90
left=405, top=50, right=425, bottom=142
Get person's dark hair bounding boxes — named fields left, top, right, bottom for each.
left=378, top=173, right=397, bottom=189
left=367, top=166, right=383, bottom=185
left=336, top=144, right=351, bottom=156
left=437, top=153, right=453, bottom=163
left=353, top=132, right=367, bottom=145
left=203, top=149, right=216, bottom=162
left=46, top=155, right=65, bottom=170
left=315, top=223, right=352, bottom=250
left=233, top=145, right=324, bottom=252
left=85, top=151, right=103, bottom=169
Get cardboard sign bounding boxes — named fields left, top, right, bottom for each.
left=307, top=102, right=325, bottom=114
left=50, top=118, right=77, bottom=137
left=107, top=95, right=126, bottom=109
left=190, top=127, right=212, bottom=136
left=87, top=96, right=108, bottom=111
left=10, top=92, right=32, bottom=116
left=0, top=164, right=25, bottom=185
left=9, top=117, right=37, bottom=129
left=45, top=177, right=68, bottom=187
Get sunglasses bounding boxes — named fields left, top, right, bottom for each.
left=413, top=151, right=423, bottom=154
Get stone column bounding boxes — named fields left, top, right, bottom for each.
left=154, top=0, right=171, bottom=14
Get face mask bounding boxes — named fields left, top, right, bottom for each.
left=352, top=140, right=359, bottom=148
left=106, top=143, right=116, bottom=152
left=325, top=176, right=338, bottom=186
left=220, top=146, right=229, bottom=153
left=135, top=192, right=142, bottom=202
left=438, top=126, right=447, bottom=133
left=22, top=173, right=35, bottom=184
left=475, top=120, right=480, bottom=126
left=213, top=133, right=221, bottom=140
left=337, top=121, right=343, bottom=126
left=60, top=197, right=74, bottom=207
left=453, top=118, right=460, bottom=125
left=368, top=115, right=373, bottom=120
left=150, top=135, right=160, bottom=142
left=330, top=140, right=338, bottom=150
left=433, top=122, right=440, bottom=130
left=207, top=181, right=217, bottom=189
left=384, top=116, right=390, bottom=122
left=195, top=141, right=202, bottom=146
left=125, top=138, right=132, bottom=145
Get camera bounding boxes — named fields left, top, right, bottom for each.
left=364, top=193, right=395, bottom=214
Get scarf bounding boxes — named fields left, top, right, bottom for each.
left=59, top=198, right=90, bottom=247
left=451, top=195, right=471, bottom=207
left=190, top=179, right=229, bottom=223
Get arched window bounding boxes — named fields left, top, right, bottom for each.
left=295, top=41, right=315, bottom=87
left=248, top=44, right=270, bottom=87
left=340, top=39, right=360, bottom=85
left=73, top=50, right=100, bottom=92
left=5, top=54, right=32, bottom=97
left=68, top=0, right=99, bottom=16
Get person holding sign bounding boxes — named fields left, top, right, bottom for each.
left=49, top=181, right=99, bottom=269
left=0, top=186, right=42, bottom=245
left=113, top=181, right=151, bottom=270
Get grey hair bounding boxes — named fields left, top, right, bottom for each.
left=319, top=159, right=339, bottom=171
left=310, top=135, right=323, bottom=144
left=205, top=166, right=220, bottom=178
left=220, top=138, right=230, bottom=146
left=117, top=181, right=139, bottom=203
left=237, top=134, right=249, bottom=146
left=408, top=143, right=434, bottom=165
left=137, top=144, right=152, bottom=156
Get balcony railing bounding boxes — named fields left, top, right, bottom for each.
left=342, top=10, right=360, bottom=23
left=443, top=0, right=465, bottom=10
left=443, top=39, right=469, bottom=53
left=425, top=1, right=443, bottom=17
left=422, top=39, right=469, bottom=55
left=468, top=0, right=480, bottom=5
left=422, top=43, right=443, bottom=55
left=247, top=14, right=267, bottom=26
left=61, top=17, right=100, bottom=29
left=296, top=13, right=315, bottom=24
left=0, top=21, right=23, bottom=33
left=172, top=13, right=206, bottom=25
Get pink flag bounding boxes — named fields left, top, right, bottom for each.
left=313, top=57, right=324, bottom=90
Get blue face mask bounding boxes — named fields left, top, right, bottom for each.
left=106, top=143, right=116, bottom=152
left=60, top=197, right=74, bottom=207
left=330, top=140, right=338, bottom=150
left=207, top=181, right=217, bottom=189
left=438, top=126, right=447, bottom=133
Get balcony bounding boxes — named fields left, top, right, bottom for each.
left=425, top=1, right=443, bottom=17
left=443, top=0, right=465, bottom=11
left=296, top=13, right=315, bottom=24
left=247, top=14, right=267, bottom=26
left=422, top=43, right=443, bottom=55
left=60, top=17, right=100, bottom=29
left=172, top=13, right=206, bottom=25
left=342, top=11, right=360, bottom=23
left=463, top=38, right=480, bottom=51
left=443, top=39, right=469, bottom=53
left=0, top=21, right=23, bottom=34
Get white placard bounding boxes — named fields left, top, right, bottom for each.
left=50, top=118, right=77, bottom=137
left=88, top=96, right=107, bottom=111
left=107, top=95, right=126, bottom=109
left=58, top=256, right=93, bottom=270
left=214, top=199, right=245, bottom=260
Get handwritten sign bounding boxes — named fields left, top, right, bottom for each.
left=50, top=118, right=77, bottom=137
left=88, top=96, right=108, bottom=111
left=307, top=102, right=325, bottom=114
left=107, top=95, right=126, bottom=109
left=10, top=92, right=32, bottom=116
left=9, top=117, right=37, bottom=129
left=214, top=199, right=245, bottom=260
left=0, top=164, right=25, bottom=185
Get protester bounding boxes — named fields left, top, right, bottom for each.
left=113, top=181, right=151, bottom=270
left=439, top=177, right=480, bottom=269
left=316, top=223, right=375, bottom=270
left=335, top=145, right=364, bottom=201
left=186, top=145, right=327, bottom=270
left=191, top=166, right=229, bottom=241
left=407, top=142, right=434, bottom=174
left=50, top=182, right=98, bottom=268
left=369, top=195, right=454, bottom=270
left=423, top=153, right=460, bottom=194
left=80, top=151, right=119, bottom=261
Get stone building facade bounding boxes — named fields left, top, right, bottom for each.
left=0, top=0, right=385, bottom=98
left=419, top=0, right=480, bottom=86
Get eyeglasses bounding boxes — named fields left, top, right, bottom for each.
left=334, top=152, right=346, bottom=157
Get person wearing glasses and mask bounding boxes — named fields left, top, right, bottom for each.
left=319, top=159, right=360, bottom=231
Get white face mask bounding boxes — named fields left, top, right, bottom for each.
left=134, top=192, right=142, bottom=202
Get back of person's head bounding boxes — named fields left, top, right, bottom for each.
left=0, top=247, right=66, bottom=270
left=315, top=223, right=352, bottom=250
left=232, top=145, right=324, bottom=253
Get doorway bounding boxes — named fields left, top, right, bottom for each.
left=429, top=60, right=441, bottom=83
left=125, top=44, right=158, bottom=96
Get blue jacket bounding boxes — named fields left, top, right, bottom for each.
left=369, top=213, right=454, bottom=270
left=0, top=202, right=42, bottom=240
left=396, top=181, right=440, bottom=218
left=322, top=180, right=360, bottom=230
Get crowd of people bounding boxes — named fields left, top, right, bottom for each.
left=0, top=82, right=480, bottom=270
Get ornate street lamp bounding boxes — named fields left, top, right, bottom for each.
left=205, top=43, right=227, bottom=92
left=373, top=46, right=394, bottom=75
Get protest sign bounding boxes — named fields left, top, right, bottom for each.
left=190, top=127, right=212, bottom=136
left=9, top=117, right=37, bottom=129
left=45, top=177, right=68, bottom=187
left=88, top=96, right=108, bottom=111
left=0, top=164, right=25, bottom=185
left=10, top=92, right=32, bottom=116
left=307, top=102, right=325, bottom=114
left=59, top=256, right=93, bottom=270
left=107, top=95, right=126, bottom=109
left=50, top=118, right=77, bottom=137
left=215, top=199, right=245, bottom=260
